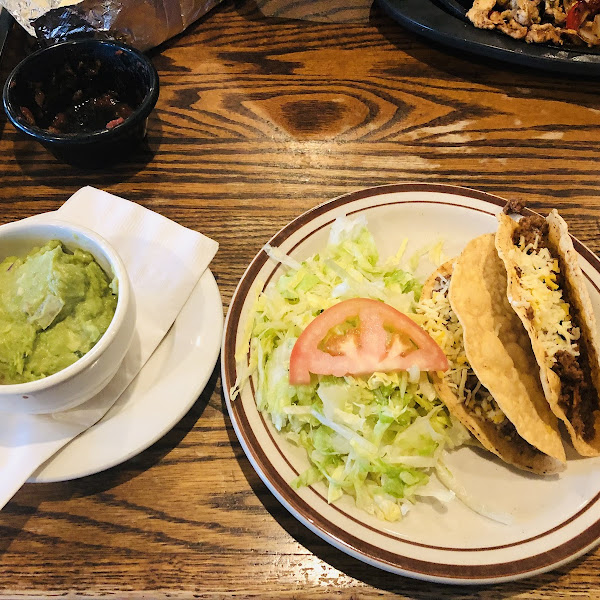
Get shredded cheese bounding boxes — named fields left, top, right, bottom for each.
left=510, top=241, right=580, bottom=369
left=417, top=278, right=506, bottom=425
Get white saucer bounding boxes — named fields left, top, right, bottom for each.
left=29, top=269, right=223, bottom=483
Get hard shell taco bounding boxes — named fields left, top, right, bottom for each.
left=417, top=236, right=565, bottom=475
left=496, top=210, right=600, bottom=456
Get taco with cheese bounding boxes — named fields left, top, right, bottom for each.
left=496, top=210, right=600, bottom=456
left=418, top=235, right=565, bottom=474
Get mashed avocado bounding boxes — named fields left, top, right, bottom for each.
left=0, top=240, right=118, bottom=384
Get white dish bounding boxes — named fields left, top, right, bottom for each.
left=30, top=268, right=223, bottom=482
left=221, top=184, right=600, bottom=585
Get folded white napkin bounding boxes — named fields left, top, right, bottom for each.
left=0, top=186, right=218, bottom=509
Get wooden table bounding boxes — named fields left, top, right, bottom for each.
left=1, top=0, right=600, bottom=597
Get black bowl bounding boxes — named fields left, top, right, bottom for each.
left=3, top=39, right=159, bottom=168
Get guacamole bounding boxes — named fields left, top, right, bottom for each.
left=0, top=240, right=118, bottom=384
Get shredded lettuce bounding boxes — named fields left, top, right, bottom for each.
left=232, top=215, right=470, bottom=522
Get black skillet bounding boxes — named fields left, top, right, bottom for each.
left=377, top=0, right=600, bottom=76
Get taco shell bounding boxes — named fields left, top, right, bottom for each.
left=421, top=259, right=564, bottom=475
left=449, top=234, right=566, bottom=465
left=496, top=211, right=600, bottom=456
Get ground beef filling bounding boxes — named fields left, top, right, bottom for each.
left=554, top=347, right=596, bottom=442
left=513, top=216, right=597, bottom=442
left=475, top=397, right=542, bottom=454
left=497, top=419, right=546, bottom=457
left=512, top=215, right=549, bottom=248
left=463, top=380, right=548, bottom=459
left=462, top=373, right=506, bottom=423
left=503, top=198, right=526, bottom=215
left=463, top=377, right=535, bottom=448
left=551, top=260, right=598, bottom=442
left=496, top=417, right=526, bottom=445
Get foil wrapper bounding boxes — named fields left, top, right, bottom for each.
left=0, top=0, right=223, bottom=50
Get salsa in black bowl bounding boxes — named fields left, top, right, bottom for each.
left=3, top=39, right=159, bottom=168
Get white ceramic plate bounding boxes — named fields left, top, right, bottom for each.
left=221, top=184, right=600, bottom=585
left=30, top=269, right=223, bottom=483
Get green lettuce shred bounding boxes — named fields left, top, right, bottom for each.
left=233, top=215, right=469, bottom=521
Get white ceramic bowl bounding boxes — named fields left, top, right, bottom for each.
left=0, top=219, right=135, bottom=414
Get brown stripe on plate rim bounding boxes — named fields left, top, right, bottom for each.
left=222, top=183, right=600, bottom=580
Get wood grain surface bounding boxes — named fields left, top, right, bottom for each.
left=1, top=0, right=600, bottom=597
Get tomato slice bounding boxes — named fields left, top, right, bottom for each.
left=566, top=0, right=600, bottom=30
left=288, top=298, right=449, bottom=385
